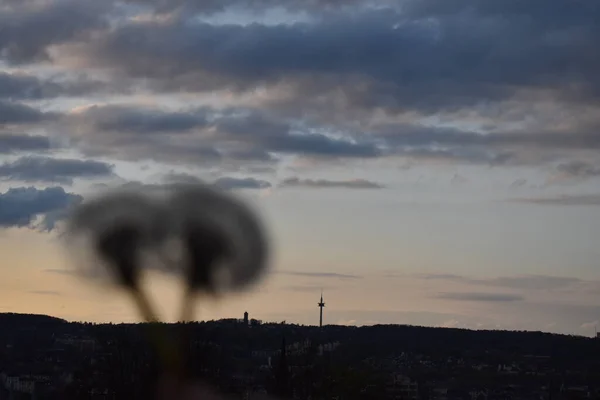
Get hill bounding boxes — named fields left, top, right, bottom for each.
left=0, top=312, right=67, bottom=325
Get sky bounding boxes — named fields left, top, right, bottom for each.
left=1, top=0, right=600, bottom=336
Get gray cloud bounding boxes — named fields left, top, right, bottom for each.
left=0, top=156, right=115, bottom=184
left=29, top=290, right=61, bottom=296
left=512, top=194, right=600, bottom=206
left=419, top=273, right=582, bottom=291
left=435, top=292, right=524, bottom=302
left=121, top=175, right=271, bottom=194
left=556, top=161, right=600, bottom=179
left=510, top=178, right=527, bottom=189
left=162, top=172, right=204, bottom=185
left=481, top=275, right=581, bottom=290
left=278, top=271, right=362, bottom=279
left=0, top=186, right=82, bottom=231
left=0, top=134, right=53, bottom=154
left=213, top=176, right=271, bottom=190
left=44, top=268, right=75, bottom=276
left=418, top=273, right=464, bottom=281
left=165, top=173, right=273, bottom=190
left=280, top=177, right=384, bottom=189
left=450, top=173, right=467, bottom=185
left=381, top=125, right=600, bottom=151
left=283, top=285, right=337, bottom=293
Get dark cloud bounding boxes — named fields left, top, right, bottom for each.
left=162, top=172, right=204, bottom=185
left=264, top=132, right=380, bottom=158
left=0, top=72, right=61, bottom=100
left=0, top=0, right=111, bottom=64
left=143, top=144, right=223, bottom=165
left=215, top=112, right=381, bottom=158
left=74, top=3, right=600, bottom=110
left=0, top=101, right=49, bottom=124
left=220, top=148, right=278, bottom=164
left=280, top=177, right=384, bottom=189
left=0, top=134, right=52, bottom=153
left=66, top=106, right=380, bottom=164
left=61, top=111, right=570, bottom=168
left=74, top=131, right=223, bottom=165
left=278, top=271, right=362, bottom=279
left=0, top=156, right=115, bottom=184
left=4, top=0, right=600, bottom=110
left=2, top=0, right=599, bottom=171
left=0, top=72, right=108, bottom=100
left=213, top=177, right=271, bottom=190
left=71, top=104, right=211, bottom=134
left=0, top=186, right=82, bottom=231
left=395, top=147, right=517, bottom=166
left=435, top=292, right=524, bottom=302
left=108, top=0, right=388, bottom=14
left=404, top=0, right=600, bottom=31
left=513, top=194, right=600, bottom=206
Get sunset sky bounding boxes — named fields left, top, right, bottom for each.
left=1, top=0, right=600, bottom=336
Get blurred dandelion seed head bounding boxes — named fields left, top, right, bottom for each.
left=62, top=182, right=270, bottom=295
left=169, top=184, right=269, bottom=293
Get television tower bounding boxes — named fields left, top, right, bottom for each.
left=318, top=291, right=325, bottom=328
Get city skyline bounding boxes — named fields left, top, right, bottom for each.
left=1, top=0, right=600, bottom=336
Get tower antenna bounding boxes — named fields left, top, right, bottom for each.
left=318, top=290, right=325, bottom=328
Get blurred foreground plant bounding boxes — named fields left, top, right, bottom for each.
left=64, top=182, right=270, bottom=398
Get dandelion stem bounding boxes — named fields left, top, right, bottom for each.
left=179, top=287, right=196, bottom=323
left=130, top=287, right=182, bottom=377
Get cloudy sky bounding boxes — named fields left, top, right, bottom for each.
left=1, top=0, right=600, bottom=335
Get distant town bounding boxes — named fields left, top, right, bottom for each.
left=1, top=300, right=599, bottom=400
